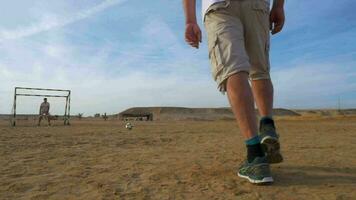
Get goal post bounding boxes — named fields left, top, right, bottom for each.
left=11, top=87, right=71, bottom=126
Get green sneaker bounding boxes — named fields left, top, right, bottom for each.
left=259, top=118, right=283, bottom=164
left=237, top=156, right=273, bottom=184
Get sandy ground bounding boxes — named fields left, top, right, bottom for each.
left=1, top=118, right=356, bottom=200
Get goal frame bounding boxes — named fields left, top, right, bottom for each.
left=11, top=87, right=71, bottom=126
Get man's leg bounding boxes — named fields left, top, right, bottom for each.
left=251, top=79, right=273, bottom=117
left=226, top=72, right=273, bottom=184
left=47, top=116, right=51, bottom=126
left=227, top=73, right=257, bottom=140
left=38, top=116, right=42, bottom=126
left=226, top=73, right=266, bottom=163
left=252, top=79, right=283, bottom=163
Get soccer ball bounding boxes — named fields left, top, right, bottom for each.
left=125, top=122, right=133, bottom=130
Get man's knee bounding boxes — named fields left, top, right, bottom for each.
left=226, top=71, right=250, bottom=84
left=225, top=71, right=251, bottom=93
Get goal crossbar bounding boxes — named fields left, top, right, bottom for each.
left=15, top=86, right=70, bottom=92
left=16, top=94, right=69, bottom=98
left=11, top=87, right=71, bottom=126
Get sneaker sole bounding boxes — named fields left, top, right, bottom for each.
left=237, top=172, right=273, bottom=184
left=261, top=136, right=283, bottom=164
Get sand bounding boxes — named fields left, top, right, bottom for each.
left=1, top=117, right=356, bottom=200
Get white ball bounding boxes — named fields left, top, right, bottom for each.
left=125, top=122, right=133, bottom=130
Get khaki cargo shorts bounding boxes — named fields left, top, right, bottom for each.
left=204, top=0, right=271, bottom=92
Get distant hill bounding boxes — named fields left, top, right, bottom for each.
left=293, top=109, right=356, bottom=117
left=118, top=107, right=301, bottom=121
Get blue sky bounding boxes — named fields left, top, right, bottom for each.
left=0, top=0, right=355, bottom=115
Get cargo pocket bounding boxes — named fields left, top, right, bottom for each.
left=252, top=0, right=269, bottom=14
left=208, top=33, right=224, bottom=80
left=251, top=0, right=270, bottom=33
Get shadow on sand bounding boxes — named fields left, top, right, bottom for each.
left=272, top=165, right=356, bottom=187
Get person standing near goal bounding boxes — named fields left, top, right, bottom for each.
left=183, top=0, right=285, bottom=184
left=38, top=98, right=51, bottom=126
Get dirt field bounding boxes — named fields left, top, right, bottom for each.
left=1, top=117, right=356, bottom=200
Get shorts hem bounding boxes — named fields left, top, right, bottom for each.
left=249, top=75, right=271, bottom=81
left=217, top=68, right=250, bottom=94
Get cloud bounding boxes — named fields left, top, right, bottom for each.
left=0, top=0, right=128, bottom=42
left=272, top=62, right=356, bottom=108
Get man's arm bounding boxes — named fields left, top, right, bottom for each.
left=270, top=0, right=285, bottom=35
left=183, top=0, right=202, bottom=48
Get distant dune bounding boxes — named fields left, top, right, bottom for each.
left=293, top=109, right=356, bottom=117
left=118, top=107, right=301, bottom=121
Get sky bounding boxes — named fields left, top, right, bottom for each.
left=0, top=0, right=356, bottom=116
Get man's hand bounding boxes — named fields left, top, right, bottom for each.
left=270, top=5, right=285, bottom=35
left=185, top=23, right=202, bottom=49
left=183, top=0, right=201, bottom=48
